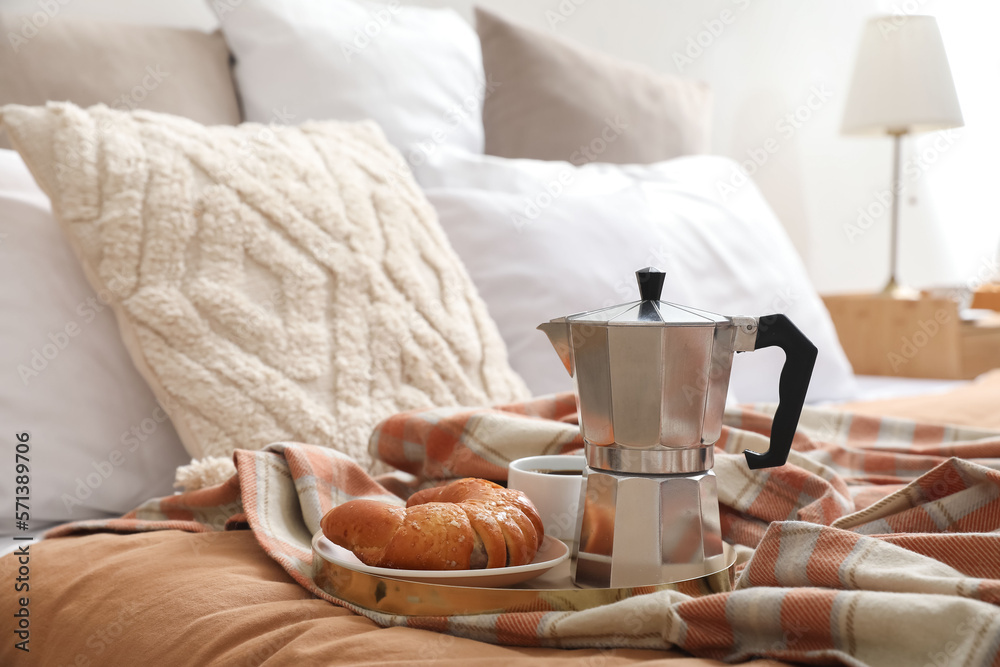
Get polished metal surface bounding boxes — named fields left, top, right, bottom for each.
left=608, top=325, right=665, bottom=447
left=573, top=465, right=726, bottom=589
left=703, top=323, right=738, bottom=445
left=731, top=316, right=759, bottom=352
left=313, top=533, right=737, bottom=617
left=560, top=319, right=730, bottom=464
left=573, top=323, right=615, bottom=446
left=538, top=299, right=759, bottom=471
left=562, top=299, right=731, bottom=326
left=585, top=442, right=713, bottom=475
left=537, top=268, right=758, bottom=588
left=659, top=326, right=715, bottom=448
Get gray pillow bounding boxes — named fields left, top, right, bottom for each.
left=0, top=13, right=241, bottom=147
left=476, top=8, right=712, bottom=165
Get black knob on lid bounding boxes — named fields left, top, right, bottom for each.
left=635, top=267, right=665, bottom=302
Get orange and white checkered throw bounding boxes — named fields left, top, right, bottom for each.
left=49, top=394, right=1000, bottom=666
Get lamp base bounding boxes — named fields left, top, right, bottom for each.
left=880, top=276, right=920, bottom=300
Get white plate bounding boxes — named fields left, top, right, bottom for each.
left=312, top=532, right=570, bottom=588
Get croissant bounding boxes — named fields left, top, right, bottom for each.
left=320, top=478, right=544, bottom=570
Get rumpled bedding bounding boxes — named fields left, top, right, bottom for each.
left=13, top=390, right=1000, bottom=667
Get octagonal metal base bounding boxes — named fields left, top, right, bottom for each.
left=572, top=464, right=724, bottom=588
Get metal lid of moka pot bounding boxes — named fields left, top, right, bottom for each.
left=562, top=267, right=733, bottom=328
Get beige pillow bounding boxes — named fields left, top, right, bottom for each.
left=0, top=14, right=240, bottom=148
left=0, top=103, right=529, bottom=467
left=476, top=8, right=712, bottom=165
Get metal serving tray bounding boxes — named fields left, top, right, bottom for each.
left=311, top=532, right=737, bottom=617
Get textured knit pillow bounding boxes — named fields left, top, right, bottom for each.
left=0, top=103, right=529, bottom=469
left=476, top=8, right=712, bottom=165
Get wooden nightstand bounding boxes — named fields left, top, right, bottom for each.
left=972, top=284, right=1000, bottom=311
left=822, top=293, right=1000, bottom=379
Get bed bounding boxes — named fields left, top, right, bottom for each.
left=4, top=374, right=1000, bottom=666
left=1, top=2, right=999, bottom=666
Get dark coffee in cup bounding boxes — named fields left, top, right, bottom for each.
left=509, top=455, right=587, bottom=543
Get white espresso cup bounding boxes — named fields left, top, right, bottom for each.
left=508, top=455, right=586, bottom=544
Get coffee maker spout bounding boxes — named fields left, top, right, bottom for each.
left=537, top=318, right=573, bottom=376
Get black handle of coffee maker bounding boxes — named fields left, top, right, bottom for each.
left=743, top=314, right=817, bottom=470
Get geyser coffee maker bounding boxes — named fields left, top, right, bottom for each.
left=539, top=268, right=817, bottom=588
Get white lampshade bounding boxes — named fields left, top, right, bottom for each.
left=842, top=15, right=964, bottom=135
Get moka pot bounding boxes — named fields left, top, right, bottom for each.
left=538, top=267, right=817, bottom=587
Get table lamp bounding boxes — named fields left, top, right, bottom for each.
left=841, top=15, right=964, bottom=297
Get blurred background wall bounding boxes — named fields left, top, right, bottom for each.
left=4, top=0, right=995, bottom=293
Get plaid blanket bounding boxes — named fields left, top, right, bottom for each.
left=49, top=394, right=1000, bottom=666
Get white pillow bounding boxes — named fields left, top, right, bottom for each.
left=214, top=0, right=485, bottom=159
left=414, top=149, right=857, bottom=403
left=0, top=149, right=190, bottom=532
